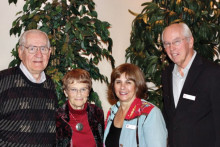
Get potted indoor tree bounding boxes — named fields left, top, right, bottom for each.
left=126, top=0, right=219, bottom=109
left=8, top=0, right=115, bottom=108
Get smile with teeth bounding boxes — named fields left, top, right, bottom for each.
left=171, top=53, right=178, bottom=56
left=119, top=91, right=128, bottom=95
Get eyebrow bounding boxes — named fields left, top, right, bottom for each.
left=172, top=37, right=182, bottom=41
left=163, top=37, right=182, bottom=42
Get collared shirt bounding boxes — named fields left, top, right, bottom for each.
left=19, top=62, right=46, bottom=83
left=172, top=51, right=197, bottom=107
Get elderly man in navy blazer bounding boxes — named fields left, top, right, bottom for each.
left=162, top=22, right=220, bottom=147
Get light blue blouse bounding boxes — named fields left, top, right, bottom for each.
left=104, top=99, right=167, bottom=147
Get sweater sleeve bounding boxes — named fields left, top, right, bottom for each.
left=143, top=107, right=168, bottom=147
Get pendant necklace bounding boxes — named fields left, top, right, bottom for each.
left=69, top=112, right=84, bottom=131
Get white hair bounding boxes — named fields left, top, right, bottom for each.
left=19, top=29, right=50, bottom=48
left=162, top=23, right=193, bottom=42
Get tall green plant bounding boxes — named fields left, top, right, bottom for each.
left=8, top=0, right=115, bottom=108
left=126, top=0, right=220, bottom=109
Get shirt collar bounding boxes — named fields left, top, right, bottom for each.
left=114, top=98, right=154, bottom=120
left=19, top=62, right=46, bottom=83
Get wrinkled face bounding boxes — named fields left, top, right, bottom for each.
left=64, top=82, right=89, bottom=110
left=163, top=24, right=194, bottom=69
left=18, top=32, right=51, bottom=77
left=114, top=73, right=136, bottom=103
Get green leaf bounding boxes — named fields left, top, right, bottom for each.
left=8, top=0, right=115, bottom=108
left=23, top=2, right=29, bottom=12
left=28, top=22, right=37, bottom=29
left=8, top=0, right=17, bottom=5
left=65, top=22, right=71, bottom=32
left=126, top=0, right=219, bottom=109
left=90, top=11, right=97, bottom=17
left=15, top=11, right=22, bottom=16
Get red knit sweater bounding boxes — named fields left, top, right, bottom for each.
left=68, top=101, right=96, bottom=147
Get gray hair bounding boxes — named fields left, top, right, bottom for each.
left=162, top=23, right=193, bottom=42
left=19, top=29, right=50, bottom=48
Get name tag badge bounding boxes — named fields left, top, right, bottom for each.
left=183, top=94, right=196, bottom=101
left=125, top=124, right=136, bottom=130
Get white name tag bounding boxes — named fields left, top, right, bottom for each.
left=183, top=94, right=196, bottom=101
left=125, top=124, right=136, bottom=130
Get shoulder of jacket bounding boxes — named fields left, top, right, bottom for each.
left=125, top=99, right=155, bottom=120
left=0, top=66, right=18, bottom=76
left=57, top=102, right=68, bottom=115
left=88, top=103, right=102, bottom=111
left=87, top=103, right=104, bottom=118
left=138, top=100, right=155, bottom=115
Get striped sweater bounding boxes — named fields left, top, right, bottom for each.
left=0, top=66, right=57, bottom=146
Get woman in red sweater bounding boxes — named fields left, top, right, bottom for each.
left=56, top=69, right=104, bottom=147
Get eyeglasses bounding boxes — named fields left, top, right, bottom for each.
left=68, top=88, right=89, bottom=95
left=163, top=38, right=188, bottom=49
left=21, top=45, right=50, bottom=54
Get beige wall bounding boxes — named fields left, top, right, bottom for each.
left=0, top=0, right=149, bottom=117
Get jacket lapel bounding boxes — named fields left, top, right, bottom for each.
left=176, top=54, right=203, bottom=109
left=166, top=64, right=176, bottom=112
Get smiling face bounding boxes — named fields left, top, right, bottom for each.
left=114, top=73, right=136, bottom=104
left=64, top=82, right=89, bottom=110
left=163, top=24, right=194, bottom=69
left=18, top=31, right=51, bottom=79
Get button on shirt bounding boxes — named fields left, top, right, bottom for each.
left=172, top=51, right=197, bottom=107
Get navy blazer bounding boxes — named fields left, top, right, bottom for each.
left=162, top=54, right=220, bottom=147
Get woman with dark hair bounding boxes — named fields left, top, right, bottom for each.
left=104, top=63, right=167, bottom=147
left=56, top=69, right=104, bottom=147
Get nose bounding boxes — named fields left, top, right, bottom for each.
left=76, top=90, right=82, bottom=96
left=35, top=48, right=43, bottom=57
left=170, top=44, right=176, bottom=51
left=120, top=83, right=125, bottom=90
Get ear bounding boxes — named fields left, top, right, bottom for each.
left=64, top=90, right=68, bottom=98
left=48, top=47, right=52, bottom=57
left=18, top=46, right=23, bottom=61
left=189, top=36, right=194, bottom=49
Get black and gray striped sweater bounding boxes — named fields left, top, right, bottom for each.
left=0, top=66, right=57, bottom=147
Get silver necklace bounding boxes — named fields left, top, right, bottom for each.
left=69, top=112, right=84, bottom=131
